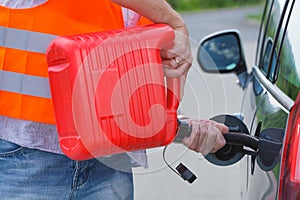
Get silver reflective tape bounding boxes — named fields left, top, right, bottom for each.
left=0, top=26, right=58, bottom=53
left=0, top=70, right=51, bottom=98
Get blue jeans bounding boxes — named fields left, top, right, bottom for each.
left=0, top=139, right=133, bottom=200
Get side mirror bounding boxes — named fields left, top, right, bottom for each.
left=197, top=30, right=247, bottom=75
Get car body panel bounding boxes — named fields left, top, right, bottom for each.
left=198, top=0, right=300, bottom=199
left=243, top=0, right=300, bottom=198
left=243, top=0, right=299, bottom=199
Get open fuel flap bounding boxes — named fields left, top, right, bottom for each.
left=176, top=114, right=284, bottom=172
left=167, top=114, right=285, bottom=184
left=206, top=114, right=284, bottom=171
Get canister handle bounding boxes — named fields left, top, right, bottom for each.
left=166, top=77, right=180, bottom=111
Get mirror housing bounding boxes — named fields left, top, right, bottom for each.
left=197, top=30, right=247, bottom=75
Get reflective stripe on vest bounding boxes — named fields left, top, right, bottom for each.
left=0, top=26, right=58, bottom=53
left=0, top=70, right=51, bottom=98
left=0, top=0, right=124, bottom=124
left=0, top=26, right=55, bottom=99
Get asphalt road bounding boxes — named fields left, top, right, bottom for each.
left=133, top=6, right=262, bottom=200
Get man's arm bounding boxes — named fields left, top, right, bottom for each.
left=112, top=0, right=185, bottom=29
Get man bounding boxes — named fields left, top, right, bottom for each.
left=0, top=0, right=227, bottom=199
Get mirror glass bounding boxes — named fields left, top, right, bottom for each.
left=198, top=34, right=241, bottom=72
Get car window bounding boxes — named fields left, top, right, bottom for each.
left=261, top=38, right=277, bottom=78
left=257, top=0, right=286, bottom=79
left=256, top=0, right=272, bottom=66
left=275, top=0, right=300, bottom=101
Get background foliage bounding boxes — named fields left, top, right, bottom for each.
left=167, top=0, right=263, bottom=11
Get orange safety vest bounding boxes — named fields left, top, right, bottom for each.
left=0, top=0, right=124, bottom=124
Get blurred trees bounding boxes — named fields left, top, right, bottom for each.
left=167, top=0, right=263, bottom=11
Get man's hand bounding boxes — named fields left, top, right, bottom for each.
left=161, top=25, right=192, bottom=100
left=111, top=0, right=192, bottom=99
left=182, top=119, right=229, bottom=155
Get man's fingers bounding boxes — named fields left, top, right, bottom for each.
left=182, top=119, right=228, bottom=155
left=211, top=121, right=229, bottom=133
left=162, top=59, right=178, bottom=69
left=163, top=62, right=190, bottom=78
left=211, top=135, right=226, bottom=153
left=161, top=48, right=178, bottom=60
left=200, top=125, right=220, bottom=155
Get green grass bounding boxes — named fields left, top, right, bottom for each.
left=247, top=13, right=263, bottom=21
left=167, top=0, right=263, bottom=12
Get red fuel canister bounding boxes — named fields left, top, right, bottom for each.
left=46, top=24, right=179, bottom=160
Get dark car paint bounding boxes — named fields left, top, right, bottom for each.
left=198, top=0, right=300, bottom=199
left=239, top=0, right=300, bottom=199
left=242, top=0, right=300, bottom=200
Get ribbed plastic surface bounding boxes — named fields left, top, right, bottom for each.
left=46, top=24, right=180, bottom=160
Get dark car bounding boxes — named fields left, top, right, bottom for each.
left=197, top=0, right=300, bottom=199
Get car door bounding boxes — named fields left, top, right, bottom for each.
left=240, top=0, right=298, bottom=199
left=241, top=0, right=297, bottom=199
left=197, top=0, right=300, bottom=199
